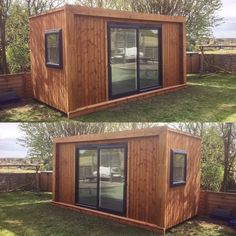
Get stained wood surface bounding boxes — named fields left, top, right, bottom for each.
left=165, top=130, right=201, bottom=229
left=29, top=10, right=68, bottom=113
left=67, top=5, right=185, bottom=23
left=199, top=191, right=236, bottom=217
left=39, top=172, right=52, bottom=192
left=0, top=73, right=32, bottom=99
left=52, top=201, right=165, bottom=233
left=55, top=143, right=75, bottom=204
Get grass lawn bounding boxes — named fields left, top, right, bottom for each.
left=0, top=73, right=235, bottom=122
left=0, top=99, right=65, bottom=122
left=78, top=73, right=236, bottom=122
left=0, top=192, right=235, bottom=236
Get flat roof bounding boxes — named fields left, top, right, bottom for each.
left=53, top=126, right=201, bottom=144
left=29, top=4, right=185, bottom=23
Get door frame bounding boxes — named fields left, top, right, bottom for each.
left=107, top=22, right=163, bottom=100
left=75, top=143, right=128, bottom=216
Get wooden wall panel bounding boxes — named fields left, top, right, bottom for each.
left=69, top=16, right=107, bottom=110
left=29, top=10, right=68, bottom=113
left=165, top=130, right=201, bottom=229
left=56, top=143, right=75, bottom=204
left=163, top=23, right=182, bottom=87
left=128, top=136, right=166, bottom=227
left=69, top=15, right=184, bottom=111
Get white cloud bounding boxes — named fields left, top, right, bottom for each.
left=0, top=123, right=27, bottom=158
left=213, top=0, right=236, bottom=38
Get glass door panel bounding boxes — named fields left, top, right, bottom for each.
left=78, top=149, right=98, bottom=207
left=110, top=28, right=138, bottom=96
left=139, top=29, right=160, bottom=89
left=99, top=148, right=125, bottom=213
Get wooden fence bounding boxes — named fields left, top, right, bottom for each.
left=0, top=171, right=52, bottom=192
left=39, top=171, right=52, bottom=192
left=198, top=191, right=236, bottom=217
left=187, top=53, right=236, bottom=74
left=0, top=173, right=37, bottom=192
left=187, top=53, right=201, bottom=74
left=0, top=72, right=32, bottom=99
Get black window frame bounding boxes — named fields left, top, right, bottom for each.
left=170, top=149, right=187, bottom=187
left=45, top=29, right=63, bottom=69
left=75, top=143, right=128, bottom=216
left=108, top=22, right=163, bottom=100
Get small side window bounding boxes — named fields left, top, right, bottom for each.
left=170, top=149, right=187, bottom=187
left=45, top=29, right=63, bottom=69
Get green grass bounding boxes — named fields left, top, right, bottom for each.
left=0, top=99, right=65, bottom=122
left=77, top=73, right=236, bottom=122
left=0, top=191, right=235, bottom=236
left=0, top=73, right=236, bottom=122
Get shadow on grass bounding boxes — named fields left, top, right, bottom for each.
left=77, top=74, right=236, bottom=122
left=167, top=217, right=236, bottom=236
left=0, top=192, right=235, bottom=236
left=0, top=99, right=65, bottom=122
left=0, top=192, right=154, bottom=236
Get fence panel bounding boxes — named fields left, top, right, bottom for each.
left=0, top=72, right=32, bottom=99
left=0, top=173, right=36, bottom=192
left=39, top=171, right=52, bottom=192
left=199, top=191, right=236, bottom=217
left=187, top=53, right=200, bottom=74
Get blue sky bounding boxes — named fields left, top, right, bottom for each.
left=0, top=123, right=27, bottom=158
left=213, top=0, right=236, bottom=38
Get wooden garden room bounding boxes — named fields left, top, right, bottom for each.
left=52, top=126, right=201, bottom=233
left=29, top=5, right=186, bottom=117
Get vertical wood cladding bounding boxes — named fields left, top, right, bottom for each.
left=69, top=16, right=107, bottom=110
left=165, top=130, right=201, bottom=228
left=29, top=10, right=68, bottom=113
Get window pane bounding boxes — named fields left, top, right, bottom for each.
left=173, top=153, right=185, bottom=183
left=139, top=29, right=160, bottom=89
left=46, top=33, right=59, bottom=64
left=99, top=148, right=125, bottom=213
left=78, top=149, right=97, bottom=206
left=110, top=28, right=137, bottom=96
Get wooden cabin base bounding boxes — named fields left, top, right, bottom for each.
left=68, top=84, right=186, bottom=118
left=51, top=201, right=166, bottom=234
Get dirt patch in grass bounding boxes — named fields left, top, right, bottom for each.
left=0, top=99, right=65, bottom=122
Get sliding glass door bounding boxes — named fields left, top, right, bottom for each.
left=76, top=144, right=127, bottom=216
left=108, top=23, right=162, bottom=99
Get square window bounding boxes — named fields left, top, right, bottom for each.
left=45, top=29, right=63, bottom=69
left=170, top=149, right=187, bottom=187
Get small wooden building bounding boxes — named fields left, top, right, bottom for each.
left=29, top=5, right=186, bottom=118
left=52, top=127, right=201, bottom=233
